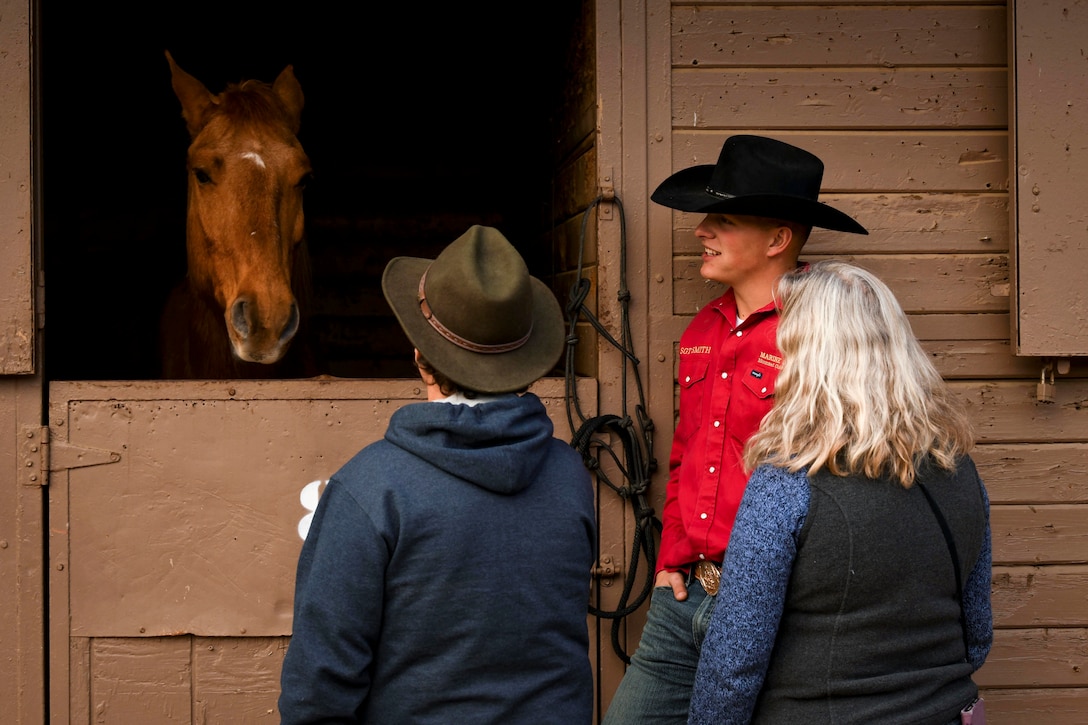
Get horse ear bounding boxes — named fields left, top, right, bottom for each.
left=165, top=50, right=215, bottom=138
left=273, top=66, right=305, bottom=134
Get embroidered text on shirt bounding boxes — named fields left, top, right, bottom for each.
left=757, top=351, right=783, bottom=369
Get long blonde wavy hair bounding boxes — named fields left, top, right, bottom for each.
left=744, top=261, right=975, bottom=487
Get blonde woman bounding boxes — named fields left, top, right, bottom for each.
left=688, top=261, right=992, bottom=725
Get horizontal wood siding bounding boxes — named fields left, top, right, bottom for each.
left=671, top=5, right=1006, bottom=68
left=671, top=67, right=1007, bottom=128
left=674, top=188, right=1011, bottom=254
left=651, top=1, right=1088, bottom=720
left=671, top=132, right=1009, bottom=192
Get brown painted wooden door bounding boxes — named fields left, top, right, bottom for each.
left=47, top=378, right=593, bottom=724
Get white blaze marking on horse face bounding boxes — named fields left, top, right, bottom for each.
left=239, top=151, right=266, bottom=169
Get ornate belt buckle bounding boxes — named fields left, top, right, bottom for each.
left=694, top=561, right=721, bottom=596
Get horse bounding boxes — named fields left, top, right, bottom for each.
left=159, top=51, right=316, bottom=379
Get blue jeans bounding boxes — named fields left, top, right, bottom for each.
left=602, top=581, right=717, bottom=724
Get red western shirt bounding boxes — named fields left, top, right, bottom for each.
left=659, top=288, right=782, bottom=572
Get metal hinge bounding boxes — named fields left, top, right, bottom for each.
left=19, top=426, right=122, bottom=486
left=592, top=555, right=621, bottom=587
left=598, top=167, right=615, bottom=221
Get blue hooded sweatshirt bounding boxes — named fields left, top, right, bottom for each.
left=279, top=393, right=596, bottom=724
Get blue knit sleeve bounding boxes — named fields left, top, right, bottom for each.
left=963, top=472, right=993, bottom=670
left=687, top=466, right=810, bottom=725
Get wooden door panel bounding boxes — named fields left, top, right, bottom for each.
left=49, top=378, right=593, bottom=722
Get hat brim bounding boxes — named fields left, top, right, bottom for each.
left=652, top=165, right=868, bottom=235
left=382, top=256, right=566, bottom=394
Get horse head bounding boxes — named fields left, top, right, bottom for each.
left=166, top=51, right=312, bottom=367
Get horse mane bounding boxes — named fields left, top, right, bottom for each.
left=214, top=79, right=298, bottom=130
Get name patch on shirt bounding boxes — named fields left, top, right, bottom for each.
left=757, top=351, right=783, bottom=370
left=679, top=345, right=712, bottom=356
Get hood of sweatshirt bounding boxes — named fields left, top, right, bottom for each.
left=382, top=392, right=559, bottom=496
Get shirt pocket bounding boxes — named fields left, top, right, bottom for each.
left=740, top=365, right=777, bottom=399
left=731, top=365, right=779, bottom=442
left=678, top=355, right=710, bottom=390
left=675, top=355, right=711, bottom=441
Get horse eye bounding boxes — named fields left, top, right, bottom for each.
left=193, top=168, right=212, bottom=185
left=297, top=171, right=314, bottom=190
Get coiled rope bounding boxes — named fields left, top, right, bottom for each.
left=564, top=194, right=661, bottom=664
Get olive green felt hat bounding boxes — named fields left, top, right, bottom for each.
left=382, top=225, right=565, bottom=394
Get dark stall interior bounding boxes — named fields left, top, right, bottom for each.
left=41, top=4, right=581, bottom=381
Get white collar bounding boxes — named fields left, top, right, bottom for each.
left=434, top=391, right=506, bottom=407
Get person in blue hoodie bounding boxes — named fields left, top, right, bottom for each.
left=278, top=225, right=597, bottom=724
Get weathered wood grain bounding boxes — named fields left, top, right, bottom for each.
left=668, top=132, right=1009, bottom=192
left=809, top=253, right=1009, bottom=313
left=909, top=313, right=1010, bottom=342
left=975, top=627, right=1088, bottom=688
left=669, top=192, right=1009, bottom=255
left=194, top=637, right=285, bottom=724
left=992, top=565, right=1088, bottom=627
left=975, top=443, right=1088, bottom=504
left=554, top=0, right=596, bottom=162
left=555, top=142, right=599, bottom=222
left=563, top=319, right=600, bottom=379
left=553, top=211, right=600, bottom=271
left=1010, top=0, right=1088, bottom=358
left=991, top=505, right=1088, bottom=565
left=673, top=254, right=1008, bottom=314
left=89, top=637, right=192, bottom=722
left=557, top=266, right=600, bottom=320
left=672, top=68, right=1007, bottom=129
left=952, top=380, right=1088, bottom=445
left=69, top=638, right=90, bottom=724
left=976, top=688, right=1088, bottom=725
left=689, top=0, right=1004, bottom=4
left=922, top=340, right=1040, bottom=379
left=671, top=5, right=1006, bottom=68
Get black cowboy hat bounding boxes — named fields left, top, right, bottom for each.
left=382, top=225, right=565, bottom=394
left=651, top=134, right=868, bottom=234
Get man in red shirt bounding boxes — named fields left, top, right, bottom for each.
left=603, top=135, right=868, bottom=723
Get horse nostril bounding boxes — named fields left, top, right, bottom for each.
left=280, top=302, right=300, bottom=344
left=231, top=298, right=251, bottom=339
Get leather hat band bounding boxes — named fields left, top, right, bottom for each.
left=418, top=268, right=532, bottom=354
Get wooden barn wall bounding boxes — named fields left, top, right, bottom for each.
left=0, top=0, right=46, bottom=721
left=547, top=0, right=653, bottom=715
left=1009, top=0, right=1088, bottom=356
left=604, top=0, right=1088, bottom=722
left=552, top=0, right=601, bottom=383
left=0, top=0, right=33, bottom=375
